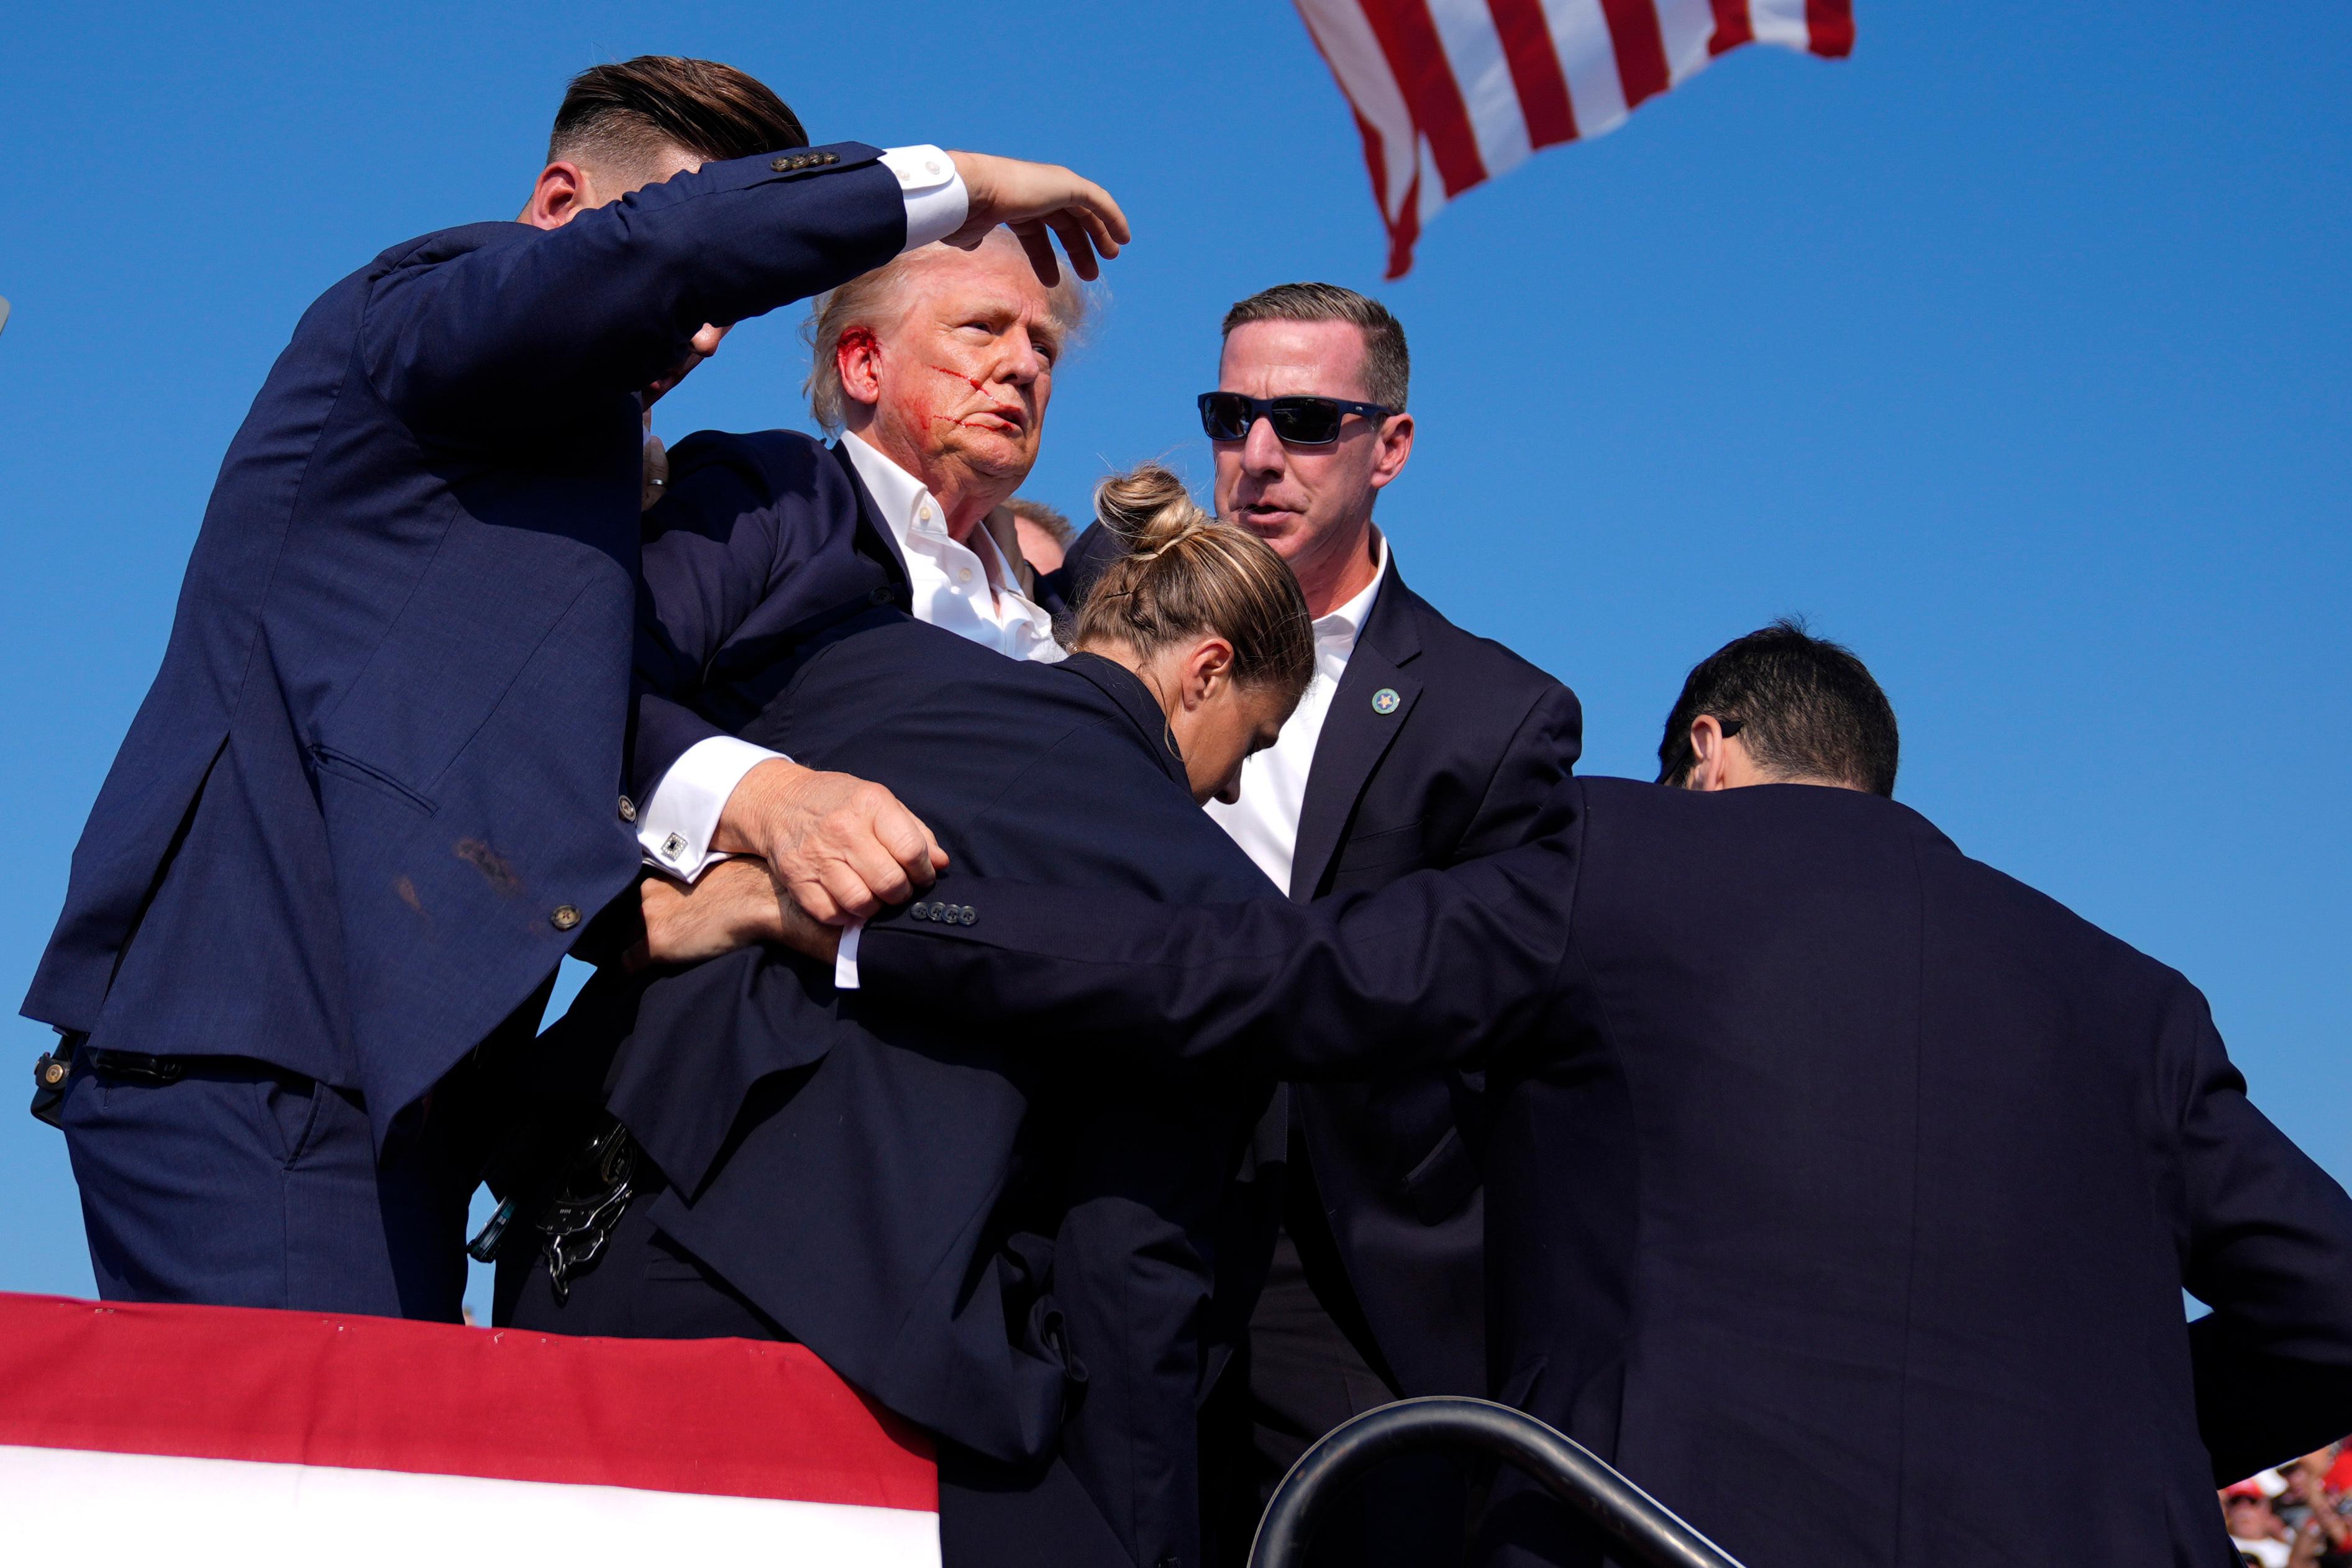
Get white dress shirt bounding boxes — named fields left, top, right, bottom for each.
left=836, top=531, right=1393, bottom=991
left=636, top=417, right=1062, bottom=879
left=1202, top=533, right=1389, bottom=893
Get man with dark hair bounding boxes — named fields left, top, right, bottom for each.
left=24, top=53, right=1131, bottom=1321
left=1656, top=617, right=1899, bottom=795
left=786, top=624, right=2352, bottom=1568
left=547, top=56, right=809, bottom=177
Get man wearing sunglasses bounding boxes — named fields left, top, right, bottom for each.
left=1178, top=284, right=1585, bottom=1568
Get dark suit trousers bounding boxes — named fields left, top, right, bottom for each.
left=1211, top=1151, right=1474, bottom=1568
left=58, top=1055, right=473, bottom=1320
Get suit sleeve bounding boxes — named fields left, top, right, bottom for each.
left=1454, top=680, right=1583, bottom=862
left=858, top=784, right=1585, bottom=1078
left=2174, top=984, right=2352, bottom=1481
left=360, top=146, right=903, bottom=440
left=629, top=455, right=798, bottom=792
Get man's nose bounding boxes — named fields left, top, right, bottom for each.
left=1240, top=413, right=1287, bottom=476
left=997, top=334, right=1044, bottom=387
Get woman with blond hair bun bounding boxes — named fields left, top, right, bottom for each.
left=501, top=463, right=1313, bottom=1568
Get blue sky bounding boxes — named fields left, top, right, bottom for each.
left=1, top=2, right=2345, bottom=1316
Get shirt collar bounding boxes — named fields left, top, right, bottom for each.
left=842, top=432, right=1023, bottom=595
left=840, top=432, right=934, bottom=549
left=1315, top=530, right=1390, bottom=656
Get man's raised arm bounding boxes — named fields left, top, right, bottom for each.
left=362, top=147, right=1128, bottom=438
left=832, top=783, right=1587, bottom=1077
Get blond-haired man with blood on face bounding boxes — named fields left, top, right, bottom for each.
left=621, top=224, right=1093, bottom=891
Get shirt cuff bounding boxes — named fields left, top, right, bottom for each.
left=834, top=922, right=864, bottom=990
left=639, top=735, right=783, bottom=882
left=880, top=145, right=969, bottom=251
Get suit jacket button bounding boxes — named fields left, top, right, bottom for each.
left=911, top=903, right=931, bottom=922
left=550, top=905, right=581, bottom=931
left=818, top=152, right=838, bottom=165
left=618, top=796, right=637, bottom=823
left=959, top=906, right=977, bottom=925
left=772, top=157, right=791, bottom=171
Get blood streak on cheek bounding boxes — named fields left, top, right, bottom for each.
left=929, top=365, right=986, bottom=391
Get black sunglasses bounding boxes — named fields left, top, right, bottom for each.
left=1197, top=391, right=1397, bottom=446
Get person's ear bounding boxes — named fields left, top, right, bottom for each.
left=1684, top=714, right=1727, bottom=792
left=522, top=161, right=599, bottom=230
left=1183, top=636, right=1236, bottom=709
left=1367, top=411, right=1415, bottom=493
left=836, top=326, right=885, bottom=412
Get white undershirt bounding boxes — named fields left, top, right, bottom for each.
left=637, top=145, right=1036, bottom=881
left=1203, top=534, right=1389, bottom=892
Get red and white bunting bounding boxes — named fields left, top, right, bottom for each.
left=1295, top=0, right=1854, bottom=276
left=0, top=1292, right=937, bottom=1567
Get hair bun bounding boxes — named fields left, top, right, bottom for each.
left=1094, top=463, right=1211, bottom=555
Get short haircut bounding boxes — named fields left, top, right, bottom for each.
left=548, top=57, right=806, bottom=176
left=1073, top=465, right=1315, bottom=702
left=1657, top=619, right=1900, bottom=796
left=1221, top=283, right=1410, bottom=411
left=1006, top=498, right=1076, bottom=547
left=802, top=234, right=1090, bottom=434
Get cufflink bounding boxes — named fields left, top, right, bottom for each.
left=659, top=832, right=690, bottom=864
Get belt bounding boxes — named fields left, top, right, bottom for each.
left=31, top=1042, right=192, bottom=1130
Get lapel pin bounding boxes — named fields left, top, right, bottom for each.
left=1372, top=688, right=1401, bottom=715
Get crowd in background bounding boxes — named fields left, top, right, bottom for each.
left=2230, top=1447, right=2352, bottom=1567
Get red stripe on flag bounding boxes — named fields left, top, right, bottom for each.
left=0, top=1293, right=936, bottom=1510
left=1487, top=0, right=1579, bottom=147
left=1347, top=105, right=1424, bottom=280
left=1361, top=0, right=1488, bottom=198
left=1806, top=0, right=1855, bottom=57
left=1598, top=0, right=1673, bottom=110
left=1707, top=0, right=1754, bottom=55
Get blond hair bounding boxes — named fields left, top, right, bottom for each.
left=802, top=233, right=1091, bottom=434
left=1073, top=465, right=1314, bottom=699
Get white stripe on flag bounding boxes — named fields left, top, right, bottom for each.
left=0, top=1445, right=941, bottom=1568
left=1428, top=0, right=1531, bottom=180
left=1297, top=0, right=1420, bottom=220
left=1656, top=0, right=1723, bottom=85
left=1542, top=0, right=1633, bottom=140
left=1746, top=0, right=1815, bottom=51
left=1417, top=135, right=1449, bottom=223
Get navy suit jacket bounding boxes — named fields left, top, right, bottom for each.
left=1274, top=562, right=1579, bottom=1401
left=24, top=146, right=906, bottom=1136
left=632, top=429, right=1073, bottom=794
left=567, top=616, right=1282, bottom=1568
left=854, top=778, right=2352, bottom=1567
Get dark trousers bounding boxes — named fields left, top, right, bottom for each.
left=58, top=1055, right=475, bottom=1320
left=1207, top=1170, right=1475, bottom=1568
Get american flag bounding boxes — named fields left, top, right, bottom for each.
left=1296, top=0, right=1854, bottom=276
left=0, top=1292, right=939, bottom=1566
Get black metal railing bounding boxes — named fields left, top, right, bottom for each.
left=1247, top=1397, right=1748, bottom=1568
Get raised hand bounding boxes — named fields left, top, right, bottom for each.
left=944, top=152, right=1131, bottom=285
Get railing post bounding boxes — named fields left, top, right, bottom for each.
left=1246, top=1396, right=1748, bottom=1568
